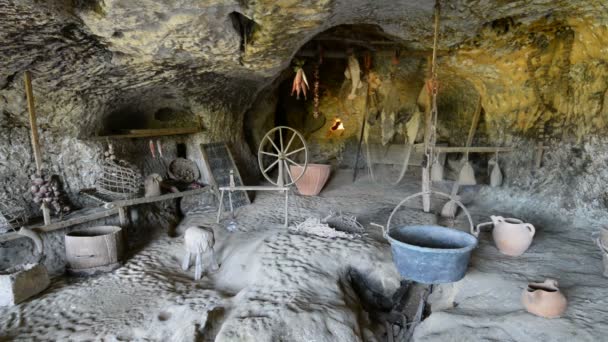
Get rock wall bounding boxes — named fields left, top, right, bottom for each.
left=1, top=0, right=608, bottom=234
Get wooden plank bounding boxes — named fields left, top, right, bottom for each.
left=37, top=208, right=119, bottom=233
left=0, top=207, right=120, bottom=242
left=370, top=144, right=518, bottom=166
left=368, top=144, right=424, bottom=165
left=119, top=128, right=200, bottom=135
left=296, top=49, right=449, bottom=59
left=94, top=128, right=200, bottom=139
left=427, top=146, right=513, bottom=153
left=0, top=188, right=213, bottom=243
left=219, top=186, right=288, bottom=191
left=103, top=187, right=212, bottom=209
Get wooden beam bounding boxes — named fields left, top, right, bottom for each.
left=426, top=146, right=513, bottom=153
left=0, top=207, right=120, bottom=243
left=219, top=185, right=288, bottom=191
left=0, top=187, right=214, bottom=243
left=94, top=128, right=201, bottom=140
left=103, top=187, right=212, bottom=209
left=296, top=49, right=446, bottom=59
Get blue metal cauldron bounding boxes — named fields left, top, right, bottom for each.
left=382, top=191, right=479, bottom=284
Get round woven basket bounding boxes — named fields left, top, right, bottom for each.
left=168, top=158, right=200, bottom=183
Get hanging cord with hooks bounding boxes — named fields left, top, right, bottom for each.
left=426, top=2, right=441, bottom=166
left=422, top=1, right=441, bottom=212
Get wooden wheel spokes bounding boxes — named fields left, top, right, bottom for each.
left=258, top=126, right=308, bottom=186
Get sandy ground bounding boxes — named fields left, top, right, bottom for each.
left=1, top=170, right=607, bottom=341
left=413, top=186, right=608, bottom=342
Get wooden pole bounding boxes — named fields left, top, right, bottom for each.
left=24, top=71, right=51, bottom=224
left=352, top=53, right=372, bottom=182
left=464, top=95, right=483, bottom=159
left=352, top=82, right=370, bottom=182
left=24, top=71, right=43, bottom=175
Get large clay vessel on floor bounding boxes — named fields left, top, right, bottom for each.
left=522, top=279, right=567, bottom=318
left=289, top=164, right=331, bottom=196
left=478, top=215, right=535, bottom=256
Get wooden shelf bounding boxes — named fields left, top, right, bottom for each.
left=94, top=127, right=201, bottom=139
left=0, top=187, right=215, bottom=243
left=0, top=207, right=119, bottom=243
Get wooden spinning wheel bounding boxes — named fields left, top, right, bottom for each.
left=258, top=126, right=308, bottom=186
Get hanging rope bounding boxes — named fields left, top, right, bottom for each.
left=421, top=1, right=441, bottom=212
left=426, top=1, right=441, bottom=167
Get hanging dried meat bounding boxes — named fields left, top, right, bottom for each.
left=291, top=60, right=309, bottom=100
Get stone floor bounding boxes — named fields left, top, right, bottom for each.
left=1, top=170, right=606, bottom=341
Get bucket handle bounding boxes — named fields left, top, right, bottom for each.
left=381, top=191, right=478, bottom=239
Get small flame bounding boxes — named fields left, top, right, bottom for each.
left=331, top=118, right=345, bottom=131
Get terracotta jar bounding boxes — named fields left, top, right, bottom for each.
left=482, top=215, right=535, bottom=256
left=522, top=279, right=567, bottom=318
left=289, top=164, right=331, bottom=196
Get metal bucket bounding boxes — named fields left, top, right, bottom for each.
left=381, top=191, right=479, bottom=284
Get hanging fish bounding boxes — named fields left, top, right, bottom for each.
left=149, top=140, right=156, bottom=158
left=344, top=55, right=362, bottom=100
left=156, top=140, right=163, bottom=158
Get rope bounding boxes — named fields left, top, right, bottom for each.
left=426, top=2, right=441, bottom=166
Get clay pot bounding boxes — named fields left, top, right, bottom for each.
left=522, top=279, right=567, bottom=318
left=289, top=164, right=331, bottom=196
left=490, top=164, right=503, bottom=187
left=490, top=215, right=535, bottom=256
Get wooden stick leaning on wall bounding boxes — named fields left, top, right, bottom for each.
left=352, top=65, right=371, bottom=182
left=441, top=95, right=482, bottom=218
left=24, top=71, right=51, bottom=225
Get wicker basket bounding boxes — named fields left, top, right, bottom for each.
left=96, top=159, right=141, bottom=199
left=168, top=158, right=200, bottom=183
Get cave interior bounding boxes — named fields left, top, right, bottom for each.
left=1, top=0, right=608, bottom=341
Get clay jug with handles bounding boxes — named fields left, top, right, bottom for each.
left=491, top=215, right=535, bottom=256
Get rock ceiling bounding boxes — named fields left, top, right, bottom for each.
left=0, top=0, right=607, bottom=137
